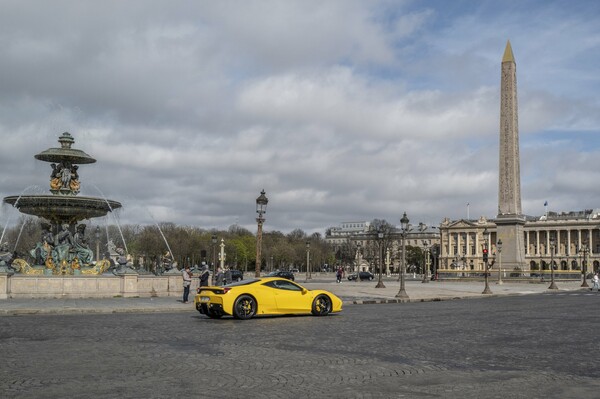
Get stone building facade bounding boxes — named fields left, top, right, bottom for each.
left=438, top=210, right=600, bottom=276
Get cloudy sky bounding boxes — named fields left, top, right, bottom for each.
left=1, top=0, right=599, bottom=234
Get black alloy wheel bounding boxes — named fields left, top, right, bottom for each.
left=233, top=294, right=257, bottom=320
left=311, top=294, right=332, bottom=316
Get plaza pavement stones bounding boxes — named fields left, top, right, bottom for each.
left=0, top=278, right=589, bottom=316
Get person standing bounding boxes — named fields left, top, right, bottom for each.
left=592, top=273, right=600, bottom=292
left=182, top=266, right=192, bottom=303
left=225, top=267, right=232, bottom=285
left=215, top=267, right=224, bottom=286
left=336, top=266, right=344, bottom=283
left=199, top=264, right=210, bottom=287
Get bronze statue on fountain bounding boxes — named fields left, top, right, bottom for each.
left=3, top=132, right=122, bottom=275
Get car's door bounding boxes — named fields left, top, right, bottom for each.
left=265, top=280, right=311, bottom=313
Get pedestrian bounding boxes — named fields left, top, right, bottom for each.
left=199, top=264, right=210, bottom=287
left=591, top=273, right=599, bottom=292
left=182, top=265, right=192, bottom=303
left=215, top=266, right=224, bottom=286
left=336, top=266, right=344, bottom=283
left=224, top=267, right=232, bottom=285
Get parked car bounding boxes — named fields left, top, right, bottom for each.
left=230, top=270, right=244, bottom=282
left=347, top=271, right=374, bottom=281
left=266, top=270, right=295, bottom=281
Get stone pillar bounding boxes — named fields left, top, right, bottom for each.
left=0, top=273, right=9, bottom=299
left=120, top=273, right=139, bottom=298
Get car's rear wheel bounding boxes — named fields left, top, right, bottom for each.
left=311, top=294, right=332, bottom=316
left=233, top=295, right=257, bottom=319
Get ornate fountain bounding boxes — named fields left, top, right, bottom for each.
left=3, top=132, right=122, bottom=275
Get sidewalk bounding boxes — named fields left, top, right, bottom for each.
left=0, top=279, right=590, bottom=316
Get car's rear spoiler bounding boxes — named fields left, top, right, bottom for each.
left=196, top=286, right=229, bottom=294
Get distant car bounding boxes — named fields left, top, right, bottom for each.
left=230, top=270, right=244, bottom=282
left=347, top=271, right=374, bottom=281
left=266, top=270, right=295, bottom=281
left=195, top=277, right=342, bottom=319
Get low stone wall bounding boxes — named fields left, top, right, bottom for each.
left=0, top=273, right=185, bottom=299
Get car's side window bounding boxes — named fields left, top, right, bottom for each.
left=265, top=280, right=302, bottom=291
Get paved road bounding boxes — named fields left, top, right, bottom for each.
left=1, top=291, right=598, bottom=398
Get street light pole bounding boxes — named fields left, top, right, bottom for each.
left=255, top=189, right=268, bottom=278
left=581, top=242, right=589, bottom=288
left=396, top=212, right=410, bottom=299
left=356, top=242, right=362, bottom=273
left=421, top=240, right=430, bottom=283
left=375, top=228, right=385, bottom=288
left=497, top=239, right=503, bottom=284
left=482, top=227, right=492, bottom=294
left=305, top=240, right=311, bottom=281
left=211, top=234, right=217, bottom=283
left=548, top=235, right=558, bottom=290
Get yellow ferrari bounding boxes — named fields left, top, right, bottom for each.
left=194, top=277, right=343, bottom=319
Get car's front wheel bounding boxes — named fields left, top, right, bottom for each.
left=311, top=294, right=332, bottom=316
left=233, top=295, right=257, bottom=320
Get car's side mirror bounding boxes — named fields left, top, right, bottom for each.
left=302, top=288, right=308, bottom=294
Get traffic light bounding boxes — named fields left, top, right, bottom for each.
left=482, top=248, right=489, bottom=263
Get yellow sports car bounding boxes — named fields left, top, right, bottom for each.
left=194, top=277, right=343, bottom=319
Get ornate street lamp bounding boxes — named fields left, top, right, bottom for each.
left=255, top=189, right=268, bottom=278
left=497, top=239, right=503, bottom=285
left=356, top=241, right=362, bottom=273
left=548, top=235, right=558, bottom=290
left=431, top=245, right=438, bottom=281
left=211, top=234, right=217, bottom=283
left=95, top=225, right=101, bottom=262
left=396, top=212, right=410, bottom=299
left=482, top=227, right=492, bottom=294
left=375, top=227, right=385, bottom=288
left=580, top=242, right=589, bottom=288
left=421, top=240, right=430, bottom=284
left=305, top=240, right=311, bottom=281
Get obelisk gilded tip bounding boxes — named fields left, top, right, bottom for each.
left=502, top=40, right=515, bottom=63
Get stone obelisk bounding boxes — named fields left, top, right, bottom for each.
left=496, top=40, right=526, bottom=272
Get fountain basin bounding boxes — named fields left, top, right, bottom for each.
left=4, top=195, right=122, bottom=224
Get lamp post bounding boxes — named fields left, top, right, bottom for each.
left=211, top=234, right=217, bottom=283
left=255, top=189, right=268, bottom=278
left=497, top=239, right=503, bottom=285
left=95, top=225, right=101, bottom=262
left=219, top=238, right=226, bottom=270
left=421, top=240, right=430, bottom=283
left=375, top=227, right=385, bottom=288
left=270, top=255, right=274, bottom=272
left=356, top=241, right=362, bottom=273
left=581, top=242, right=589, bottom=288
left=396, top=212, right=410, bottom=299
left=548, top=235, right=558, bottom=290
left=305, top=240, right=311, bottom=281
left=431, top=246, right=438, bottom=281
left=482, top=227, right=492, bottom=294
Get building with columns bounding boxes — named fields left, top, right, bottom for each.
left=439, top=210, right=600, bottom=275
